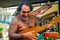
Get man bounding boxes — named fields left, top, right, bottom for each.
left=9, top=1, right=52, bottom=40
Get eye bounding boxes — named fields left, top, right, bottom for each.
left=22, top=11, right=30, bottom=13
left=27, top=11, right=30, bottom=13
left=22, top=11, right=26, bottom=13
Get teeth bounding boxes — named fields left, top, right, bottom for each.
left=21, top=17, right=29, bottom=20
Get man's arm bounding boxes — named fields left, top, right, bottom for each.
left=9, top=19, right=24, bottom=39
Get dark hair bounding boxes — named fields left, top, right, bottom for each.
left=17, top=1, right=33, bottom=12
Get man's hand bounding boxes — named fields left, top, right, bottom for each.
left=46, top=24, right=52, bottom=29
left=22, top=31, right=37, bottom=40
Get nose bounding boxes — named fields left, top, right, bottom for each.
left=25, top=13, right=28, bottom=16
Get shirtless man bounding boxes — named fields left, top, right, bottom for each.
left=9, top=1, right=52, bottom=40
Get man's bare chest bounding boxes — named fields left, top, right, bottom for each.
left=17, top=19, right=36, bottom=31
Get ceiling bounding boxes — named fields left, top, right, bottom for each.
left=0, top=0, right=58, bottom=8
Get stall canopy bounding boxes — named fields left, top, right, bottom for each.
left=0, top=0, right=58, bottom=8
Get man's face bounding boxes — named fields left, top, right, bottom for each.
left=20, top=4, right=30, bottom=20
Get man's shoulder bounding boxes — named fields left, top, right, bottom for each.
left=30, top=15, right=36, bottom=18
left=11, top=17, right=23, bottom=24
left=11, top=18, right=19, bottom=24
left=30, top=15, right=37, bottom=20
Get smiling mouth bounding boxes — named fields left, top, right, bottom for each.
left=21, top=16, right=29, bottom=20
